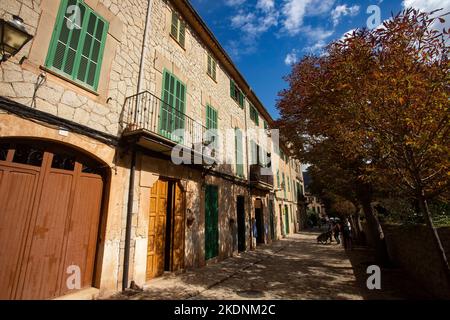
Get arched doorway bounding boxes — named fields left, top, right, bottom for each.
left=0, top=139, right=106, bottom=299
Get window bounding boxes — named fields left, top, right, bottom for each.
left=282, top=173, right=286, bottom=198
left=206, top=104, right=218, bottom=149
left=250, top=140, right=258, bottom=165
left=230, top=79, right=244, bottom=108
left=235, top=128, right=244, bottom=177
left=249, top=104, right=259, bottom=126
left=45, top=0, right=109, bottom=91
left=288, top=177, right=291, bottom=192
left=160, top=70, right=186, bottom=143
left=207, top=52, right=217, bottom=81
left=171, top=11, right=186, bottom=47
left=263, top=120, right=269, bottom=130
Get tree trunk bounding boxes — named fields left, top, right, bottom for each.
left=351, top=206, right=365, bottom=245
left=356, top=183, right=390, bottom=266
left=418, top=191, right=450, bottom=292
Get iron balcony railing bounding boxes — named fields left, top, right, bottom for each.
left=121, top=91, right=207, bottom=148
left=250, top=164, right=274, bottom=188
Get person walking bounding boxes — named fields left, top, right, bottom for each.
left=333, top=221, right=341, bottom=245
left=342, top=218, right=352, bottom=250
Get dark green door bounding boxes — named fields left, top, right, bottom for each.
left=284, top=205, right=289, bottom=235
left=205, top=185, right=219, bottom=260
left=269, top=200, right=275, bottom=240
left=237, top=196, right=246, bottom=252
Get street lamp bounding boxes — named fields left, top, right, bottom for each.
left=0, top=15, right=33, bottom=64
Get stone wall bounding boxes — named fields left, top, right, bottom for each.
left=363, top=223, right=450, bottom=299
left=0, top=0, right=148, bottom=136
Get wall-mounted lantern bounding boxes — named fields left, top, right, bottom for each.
left=0, top=15, right=33, bottom=64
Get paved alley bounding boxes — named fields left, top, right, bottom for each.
left=112, top=231, right=431, bottom=300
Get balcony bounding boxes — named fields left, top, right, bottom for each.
left=121, top=91, right=213, bottom=162
left=250, top=164, right=274, bottom=191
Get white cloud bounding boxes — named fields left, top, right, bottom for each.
left=301, top=26, right=334, bottom=54
left=282, top=0, right=310, bottom=35
left=225, top=0, right=246, bottom=6
left=303, top=40, right=327, bottom=53
left=331, top=4, right=360, bottom=27
left=403, top=0, right=450, bottom=29
left=403, top=0, right=450, bottom=12
left=301, top=25, right=334, bottom=43
left=284, top=49, right=299, bottom=65
left=307, top=0, right=336, bottom=16
left=281, top=0, right=337, bottom=35
left=256, top=0, right=275, bottom=12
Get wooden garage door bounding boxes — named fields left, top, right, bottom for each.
left=0, top=141, right=104, bottom=300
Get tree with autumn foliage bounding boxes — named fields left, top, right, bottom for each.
left=277, top=8, right=449, bottom=277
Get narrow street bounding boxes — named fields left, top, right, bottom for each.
left=113, top=232, right=431, bottom=300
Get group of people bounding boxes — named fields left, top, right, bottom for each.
left=328, top=218, right=353, bottom=250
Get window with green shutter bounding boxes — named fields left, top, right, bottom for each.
left=207, top=52, right=216, bottom=81
left=45, top=0, right=108, bottom=91
left=171, top=11, right=186, bottom=47
left=235, top=128, right=244, bottom=177
left=206, top=104, right=218, bottom=149
left=282, top=173, right=286, bottom=198
left=230, top=79, right=244, bottom=108
left=249, top=104, right=259, bottom=126
left=160, top=70, right=186, bottom=143
left=250, top=140, right=258, bottom=165
left=288, top=177, right=291, bottom=192
left=263, top=120, right=269, bottom=130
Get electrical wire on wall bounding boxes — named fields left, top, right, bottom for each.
left=31, top=72, right=47, bottom=109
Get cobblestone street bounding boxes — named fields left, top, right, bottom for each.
left=112, top=231, right=431, bottom=300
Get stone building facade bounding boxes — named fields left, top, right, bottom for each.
left=0, top=0, right=304, bottom=299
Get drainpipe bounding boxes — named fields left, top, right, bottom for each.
left=243, top=95, right=253, bottom=250
left=136, top=0, right=153, bottom=96
left=122, top=0, right=152, bottom=291
left=122, top=147, right=136, bottom=291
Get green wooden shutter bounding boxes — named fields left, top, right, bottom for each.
left=45, top=0, right=108, bottom=91
left=250, top=140, right=257, bottom=165
left=160, top=70, right=186, bottom=142
left=282, top=173, right=286, bottom=198
left=212, top=59, right=216, bottom=80
left=178, top=20, right=186, bottom=47
left=205, top=185, right=219, bottom=260
left=207, top=54, right=212, bottom=77
left=238, top=91, right=244, bottom=108
left=235, top=128, right=244, bottom=177
left=230, top=79, right=235, bottom=99
left=206, top=105, right=218, bottom=149
left=171, top=11, right=178, bottom=38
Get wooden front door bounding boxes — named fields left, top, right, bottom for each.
left=205, top=185, right=219, bottom=260
left=146, top=180, right=185, bottom=281
left=146, top=180, right=168, bottom=280
left=169, top=181, right=185, bottom=272
left=0, top=141, right=104, bottom=300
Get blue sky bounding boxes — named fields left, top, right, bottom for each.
left=190, top=0, right=450, bottom=119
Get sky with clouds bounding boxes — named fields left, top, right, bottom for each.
left=190, top=0, right=450, bottom=119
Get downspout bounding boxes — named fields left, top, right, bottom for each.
left=122, top=0, right=153, bottom=291
left=243, top=95, right=253, bottom=250
left=122, top=146, right=136, bottom=291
